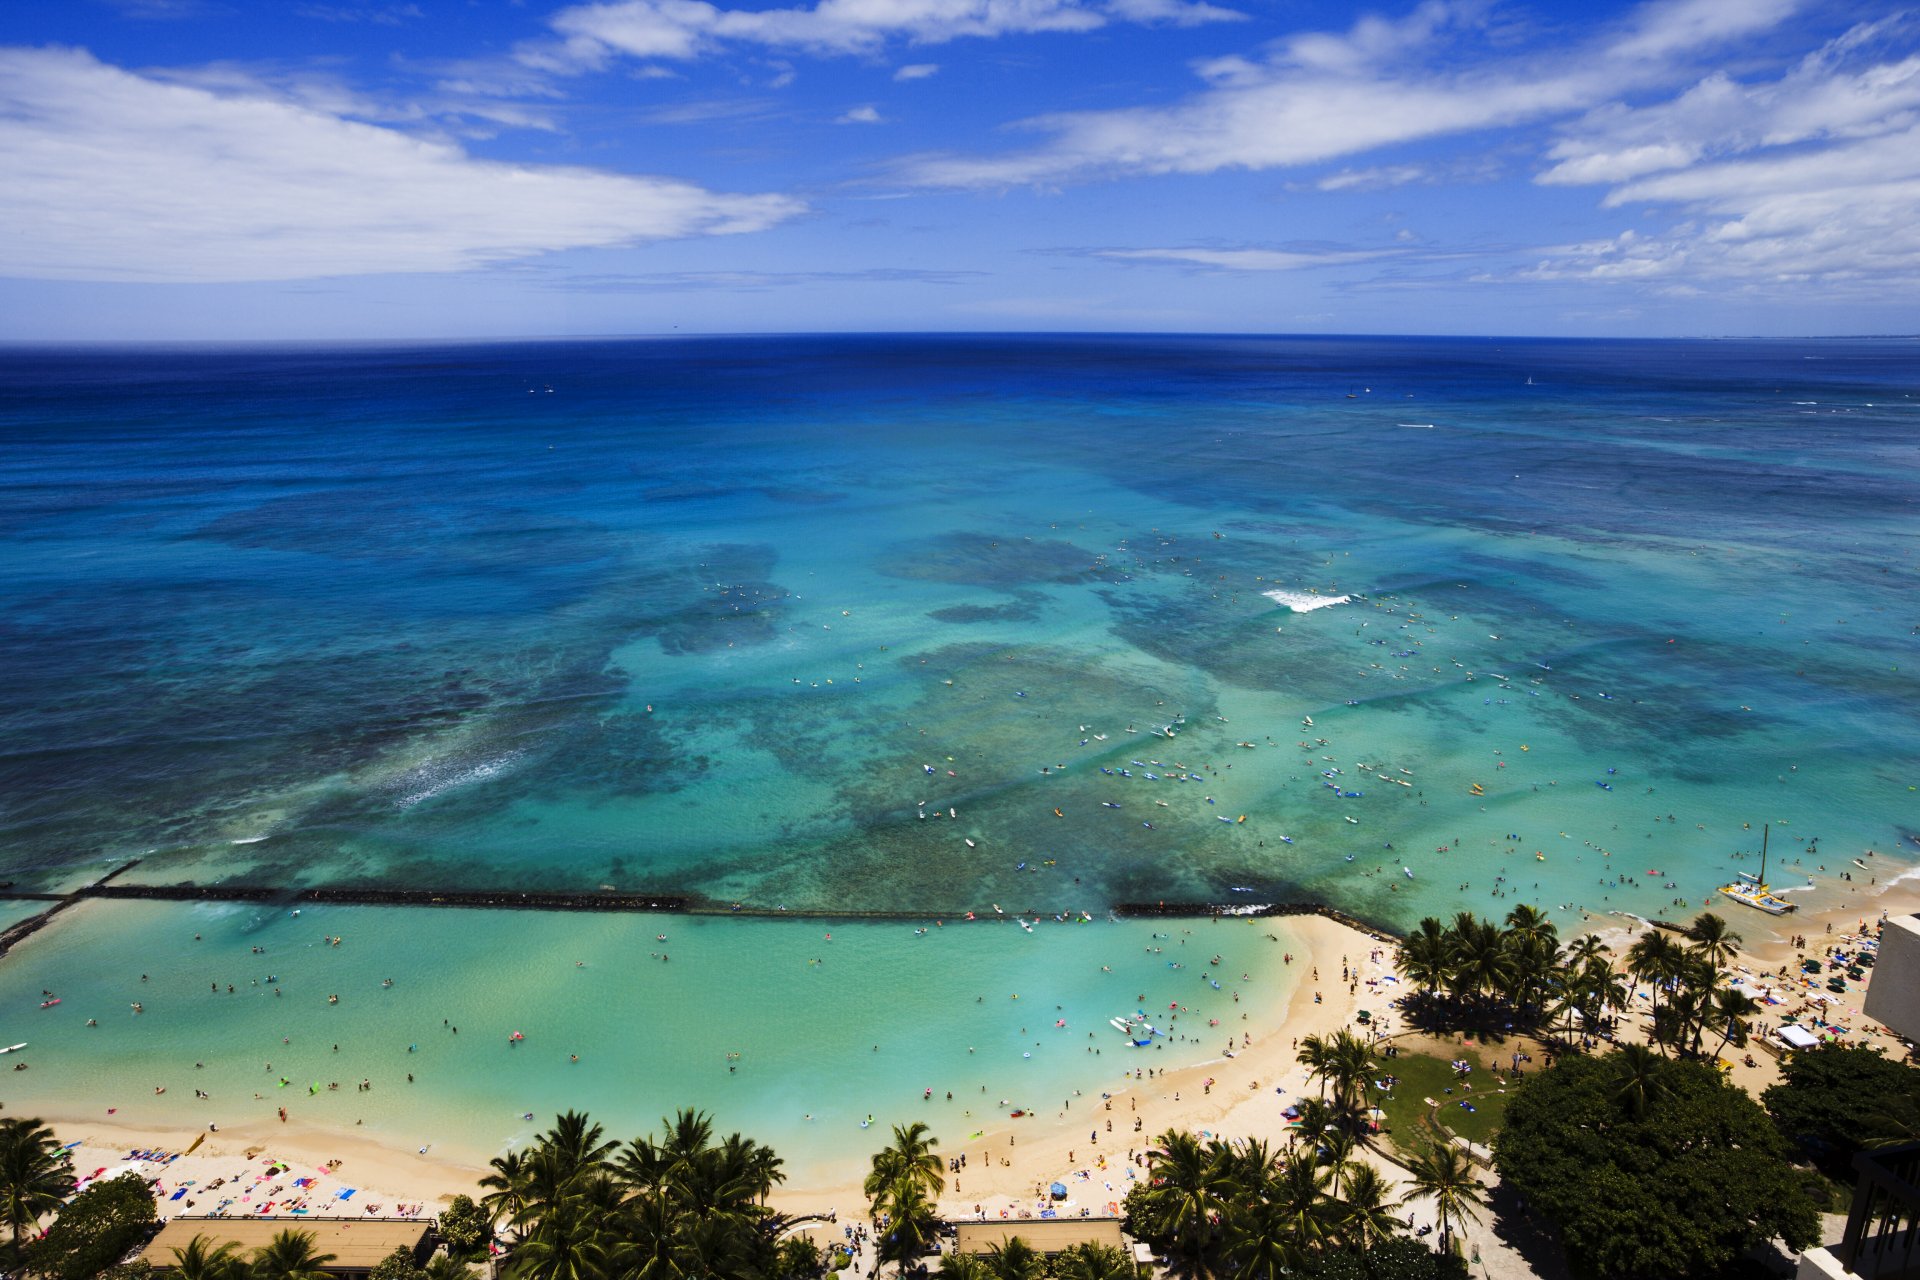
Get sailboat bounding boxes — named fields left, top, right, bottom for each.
left=1719, top=824, right=1797, bottom=915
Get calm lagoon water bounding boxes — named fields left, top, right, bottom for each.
left=0, top=899, right=1302, bottom=1185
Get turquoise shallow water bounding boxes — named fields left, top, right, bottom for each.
left=1, top=334, right=1916, bottom=1167
left=0, top=900, right=1302, bottom=1186
left=2, top=335, right=1914, bottom=921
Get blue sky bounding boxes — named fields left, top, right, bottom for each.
left=3, top=0, right=1918, bottom=338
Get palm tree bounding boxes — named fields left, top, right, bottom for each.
left=1581, top=958, right=1630, bottom=1025
left=543, top=1111, right=617, bottom=1182
left=1052, top=1242, right=1136, bottom=1280
left=1504, top=903, right=1558, bottom=950
left=250, top=1229, right=340, bottom=1280
left=1320, top=1127, right=1356, bottom=1199
left=171, top=1234, right=246, bottom=1280
left=480, top=1149, right=532, bottom=1235
left=876, top=1179, right=938, bottom=1278
left=1330, top=1161, right=1402, bottom=1249
left=506, top=1195, right=609, bottom=1280
left=1448, top=914, right=1516, bottom=1014
left=864, top=1121, right=943, bottom=1212
left=1290, top=1098, right=1341, bottom=1156
left=1143, top=1130, right=1232, bottom=1278
left=1263, top=1148, right=1337, bottom=1257
left=1625, top=930, right=1684, bottom=1030
left=0, top=1118, right=73, bottom=1264
left=1562, top=933, right=1611, bottom=970
left=1403, top=1140, right=1484, bottom=1256
left=986, top=1235, right=1046, bottom=1280
left=1397, top=917, right=1454, bottom=997
left=1613, top=1043, right=1668, bottom=1118
left=1709, top=987, right=1762, bottom=1058
left=1220, top=1195, right=1304, bottom=1280
left=1323, top=1028, right=1379, bottom=1116
left=741, top=1139, right=786, bottom=1207
left=939, top=1251, right=996, bottom=1280
left=1685, top=911, right=1742, bottom=973
left=1296, top=1033, right=1333, bottom=1100
left=1503, top=931, right=1560, bottom=1023
left=617, top=1188, right=692, bottom=1280
left=423, top=1256, right=478, bottom=1280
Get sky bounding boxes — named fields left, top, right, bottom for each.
left=3, top=0, right=1919, bottom=338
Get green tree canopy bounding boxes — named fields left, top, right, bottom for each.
left=1494, top=1050, right=1819, bottom=1280
left=27, top=1170, right=156, bottom=1280
left=368, top=1245, right=427, bottom=1280
left=435, top=1195, right=490, bottom=1262
left=1288, top=1236, right=1469, bottom=1280
left=1763, top=1041, right=1920, bottom=1175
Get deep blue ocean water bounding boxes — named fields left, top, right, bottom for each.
left=3, top=334, right=1917, bottom=924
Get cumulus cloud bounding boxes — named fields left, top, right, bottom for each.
left=891, top=0, right=1806, bottom=189
left=0, top=46, right=803, bottom=283
left=837, top=103, right=883, bottom=123
left=1525, top=20, right=1920, bottom=288
left=894, top=62, right=939, bottom=80
left=542, top=0, right=1239, bottom=65
left=1541, top=21, right=1920, bottom=186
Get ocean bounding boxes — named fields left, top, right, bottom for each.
left=1, top=333, right=1915, bottom=1177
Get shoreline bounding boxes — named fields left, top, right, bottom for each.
left=16, top=877, right=1916, bottom=1236
left=19, top=913, right=1392, bottom=1229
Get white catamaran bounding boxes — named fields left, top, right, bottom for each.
left=1719, top=823, right=1798, bottom=916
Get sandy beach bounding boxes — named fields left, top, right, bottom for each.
left=46, top=1115, right=483, bottom=1223
left=17, top=875, right=1916, bottom=1257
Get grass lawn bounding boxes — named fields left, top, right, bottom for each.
left=1369, top=1047, right=1517, bottom=1154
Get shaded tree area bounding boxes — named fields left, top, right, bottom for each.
left=1493, top=1050, right=1819, bottom=1280
left=1764, top=1040, right=1920, bottom=1177
left=1397, top=907, right=1763, bottom=1061
left=1122, top=1128, right=1467, bottom=1280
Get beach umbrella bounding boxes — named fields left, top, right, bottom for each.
left=1049, top=1182, right=1067, bottom=1199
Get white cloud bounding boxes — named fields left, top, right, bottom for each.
left=1099, top=246, right=1397, bottom=270
left=1541, top=23, right=1920, bottom=186
left=894, top=62, right=939, bottom=80
left=838, top=104, right=884, bottom=123
left=543, top=0, right=1238, bottom=65
left=1604, top=0, right=1799, bottom=64
left=1317, top=164, right=1427, bottom=191
left=1103, top=0, right=1246, bottom=28
left=892, top=0, right=1806, bottom=189
left=0, top=46, right=803, bottom=283
left=1525, top=20, right=1920, bottom=289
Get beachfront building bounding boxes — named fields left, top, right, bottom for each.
left=139, top=1218, right=431, bottom=1278
left=1863, top=916, right=1920, bottom=1045
left=953, top=1217, right=1129, bottom=1259
left=1795, top=1142, right=1920, bottom=1280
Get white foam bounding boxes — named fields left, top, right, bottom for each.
left=1263, top=589, right=1351, bottom=613
left=229, top=836, right=269, bottom=845
left=1884, top=864, right=1920, bottom=888
left=393, top=751, right=523, bottom=811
